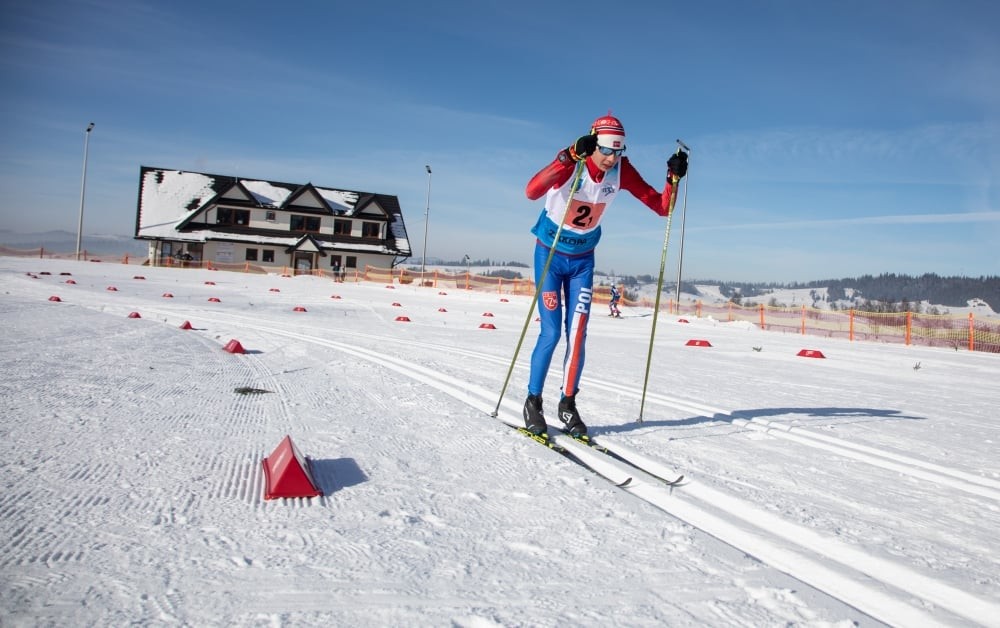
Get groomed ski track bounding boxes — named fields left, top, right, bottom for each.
left=156, top=308, right=999, bottom=627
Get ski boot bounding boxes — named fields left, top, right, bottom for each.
left=558, top=394, right=588, bottom=438
left=523, top=394, right=547, bottom=435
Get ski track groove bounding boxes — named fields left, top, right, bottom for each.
left=172, top=313, right=1000, bottom=627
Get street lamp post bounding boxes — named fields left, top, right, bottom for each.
left=420, top=165, right=432, bottom=284
left=75, top=122, right=95, bottom=260
left=463, top=254, right=470, bottom=290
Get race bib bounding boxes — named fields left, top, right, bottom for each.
left=562, top=198, right=607, bottom=230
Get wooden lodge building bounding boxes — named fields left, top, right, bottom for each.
left=134, top=166, right=411, bottom=274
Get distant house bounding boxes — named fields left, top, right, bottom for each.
left=134, top=166, right=411, bottom=273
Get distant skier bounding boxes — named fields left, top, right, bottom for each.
left=609, top=284, right=622, bottom=318
left=521, top=113, right=688, bottom=437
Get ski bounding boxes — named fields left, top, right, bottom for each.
left=586, top=435, right=685, bottom=486
left=548, top=424, right=684, bottom=486
left=503, top=415, right=684, bottom=488
left=558, top=429, right=608, bottom=453
left=496, top=411, right=684, bottom=489
left=502, top=413, right=681, bottom=488
left=514, top=426, right=567, bottom=453
left=505, top=422, right=632, bottom=488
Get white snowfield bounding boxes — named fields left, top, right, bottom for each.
left=2, top=256, right=998, bottom=627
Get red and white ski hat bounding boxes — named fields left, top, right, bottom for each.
left=591, top=114, right=626, bottom=150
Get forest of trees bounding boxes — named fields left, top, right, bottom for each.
left=711, top=273, right=999, bottom=310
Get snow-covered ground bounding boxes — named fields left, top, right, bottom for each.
left=2, top=256, right=998, bottom=627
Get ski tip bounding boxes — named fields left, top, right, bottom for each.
left=616, top=477, right=633, bottom=488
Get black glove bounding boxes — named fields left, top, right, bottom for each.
left=667, top=151, right=688, bottom=179
left=569, top=134, right=598, bottom=161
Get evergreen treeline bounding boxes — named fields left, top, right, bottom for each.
left=712, top=273, right=999, bottom=309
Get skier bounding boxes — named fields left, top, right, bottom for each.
left=522, top=114, right=688, bottom=436
left=609, top=284, right=622, bottom=318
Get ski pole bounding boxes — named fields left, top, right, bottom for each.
left=492, top=160, right=585, bottom=418
left=638, top=140, right=690, bottom=422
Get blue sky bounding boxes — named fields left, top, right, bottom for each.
left=1, top=0, right=998, bottom=282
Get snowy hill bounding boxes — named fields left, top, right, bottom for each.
left=2, top=256, right=999, bottom=626
left=0, top=229, right=147, bottom=256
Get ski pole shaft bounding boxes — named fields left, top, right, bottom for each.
left=638, top=141, right=689, bottom=422
left=492, top=160, right=585, bottom=417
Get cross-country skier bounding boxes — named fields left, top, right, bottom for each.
left=609, top=284, right=622, bottom=318
left=522, top=114, right=688, bottom=436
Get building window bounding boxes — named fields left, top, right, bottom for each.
left=265, top=211, right=276, bottom=221
left=290, top=215, right=321, bottom=232
left=245, top=248, right=258, bottom=261
left=262, top=249, right=274, bottom=263
left=217, top=208, right=250, bottom=226
left=362, top=222, right=381, bottom=238
left=346, top=256, right=357, bottom=269
left=334, top=219, right=352, bottom=235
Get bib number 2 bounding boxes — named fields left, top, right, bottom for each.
left=563, top=199, right=607, bottom=229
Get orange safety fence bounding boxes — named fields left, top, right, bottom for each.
left=376, top=266, right=537, bottom=296
left=665, top=300, right=1000, bottom=353
left=5, top=247, right=998, bottom=353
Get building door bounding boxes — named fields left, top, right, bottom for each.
left=293, top=253, right=314, bottom=275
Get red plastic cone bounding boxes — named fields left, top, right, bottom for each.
left=685, top=339, right=712, bottom=347
left=262, top=435, right=322, bottom=499
left=223, top=339, right=246, bottom=354
left=797, top=349, right=826, bottom=358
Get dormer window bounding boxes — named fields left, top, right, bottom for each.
left=290, top=215, right=321, bottom=232
left=334, top=219, right=352, bottom=235
left=217, top=208, right=250, bottom=226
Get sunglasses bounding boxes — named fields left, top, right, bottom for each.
left=597, top=146, right=625, bottom=156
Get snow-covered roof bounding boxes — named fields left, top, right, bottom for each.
left=315, top=187, right=358, bottom=213
left=239, top=180, right=292, bottom=207
left=135, top=170, right=218, bottom=239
